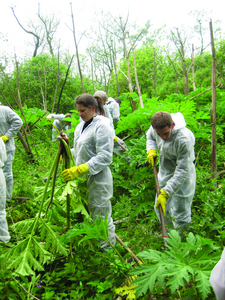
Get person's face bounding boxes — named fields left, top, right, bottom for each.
left=154, top=123, right=174, bottom=141
left=76, top=104, right=96, bottom=122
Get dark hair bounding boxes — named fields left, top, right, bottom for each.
left=151, top=111, right=173, bottom=129
left=75, top=94, right=105, bottom=116
left=115, top=98, right=121, bottom=105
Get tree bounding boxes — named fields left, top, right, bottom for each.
left=70, top=3, right=86, bottom=93
left=170, top=27, right=191, bottom=95
left=11, top=5, right=60, bottom=58
left=0, top=54, right=91, bottom=112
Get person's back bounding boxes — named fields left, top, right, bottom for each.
left=0, top=106, right=23, bottom=153
left=0, top=138, right=11, bottom=242
left=107, top=97, right=120, bottom=125
left=0, top=105, right=23, bottom=200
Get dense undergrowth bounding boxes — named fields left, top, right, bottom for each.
left=0, top=88, right=225, bottom=299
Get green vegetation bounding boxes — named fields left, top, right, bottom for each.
left=0, top=87, right=224, bottom=299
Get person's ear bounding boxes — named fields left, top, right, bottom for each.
left=171, top=122, right=175, bottom=130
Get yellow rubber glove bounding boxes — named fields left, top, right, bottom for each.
left=156, top=188, right=169, bottom=216
left=78, top=163, right=89, bottom=174
left=62, top=166, right=80, bottom=181
left=1, top=135, right=9, bottom=143
left=147, top=149, right=158, bottom=166
left=62, top=163, right=89, bottom=181
left=114, top=136, right=118, bottom=143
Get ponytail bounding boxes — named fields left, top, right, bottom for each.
left=94, top=96, right=105, bottom=116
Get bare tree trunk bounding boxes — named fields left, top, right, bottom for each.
left=70, top=3, right=85, bottom=93
left=11, top=7, right=40, bottom=57
left=52, top=45, right=60, bottom=112
left=210, top=19, right=217, bottom=182
left=38, top=66, right=47, bottom=112
left=111, top=39, right=120, bottom=96
left=56, top=55, right=74, bottom=113
left=90, top=55, right=95, bottom=94
left=119, top=17, right=136, bottom=111
left=182, top=45, right=189, bottom=95
left=192, top=44, right=196, bottom=91
left=153, top=48, right=157, bottom=97
left=14, top=55, right=38, bottom=158
left=129, top=34, right=144, bottom=108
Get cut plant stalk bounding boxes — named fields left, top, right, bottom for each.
left=116, top=140, right=128, bottom=151
left=153, top=155, right=167, bottom=249
left=115, top=233, right=142, bottom=266
left=45, top=132, right=72, bottom=231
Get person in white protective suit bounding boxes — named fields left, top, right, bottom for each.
left=107, top=97, right=120, bottom=126
left=47, top=113, right=72, bottom=140
left=0, top=105, right=23, bottom=201
left=61, top=93, right=116, bottom=249
left=146, top=111, right=196, bottom=232
left=210, top=248, right=225, bottom=300
left=93, top=91, right=129, bottom=160
left=0, top=138, right=11, bottom=243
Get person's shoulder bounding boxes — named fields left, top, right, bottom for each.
left=175, top=127, right=195, bottom=148
left=1, top=105, right=12, bottom=112
left=95, top=115, right=112, bottom=129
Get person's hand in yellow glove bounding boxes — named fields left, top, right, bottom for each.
left=47, top=114, right=52, bottom=121
left=62, top=163, right=89, bottom=181
left=1, top=135, right=9, bottom=143
left=114, top=136, right=118, bottom=143
left=147, top=149, right=158, bottom=166
left=156, top=188, right=169, bottom=216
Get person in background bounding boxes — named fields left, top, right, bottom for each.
left=115, top=98, right=122, bottom=106
left=107, top=96, right=120, bottom=127
left=0, top=105, right=23, bottom=201
left=0, top=138, right=11, bottom=243
left=93, top=91, right=129, bottom=160
left=61, top=94, right=116, bottom=249
left=210, top=247, right=225, bottom=300
left=47, top=113, right=72, bottom=140
left=146, top=111, right=196, bottom=233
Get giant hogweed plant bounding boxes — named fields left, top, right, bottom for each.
left=1, top=137, right=89, bottom=277
left=124, top=230, right=220, bottom=299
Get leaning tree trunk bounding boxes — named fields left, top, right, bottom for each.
left=119, top=19, right=136, bottom=111
left=111, top=39, right=120, bottom=96
left=70, top=3, right=85, bottom=93
left=129, top=34, right=144, bottom=108
left=210, top=19, right=217, bottom=182
left=153, top=48, right=157, bottom=97
left=181, top=45, right=189, bottom=95
left=192, top=44, right=196, bottom=91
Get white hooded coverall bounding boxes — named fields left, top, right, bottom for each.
left=210, top=247, right=225, bottom=300
left=146, top=112, right=196, bottom=231
left=0, top=106, right=23, bottom=200
left=0, top=138, right=11, bottom=243
left=73, top=115, right=116, bottom=248
left=105, top=98, right=128, bottom=159
left=107, top=97, right=120, bottom=125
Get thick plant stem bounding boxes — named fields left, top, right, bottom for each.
left=45, top=150, right=61, bottom=216
left=64, top=140, right=71, bottom=229
left=30, top=147, right=61, bottom=237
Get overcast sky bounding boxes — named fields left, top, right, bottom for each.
left=0, top=0, right=224, bottom=61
